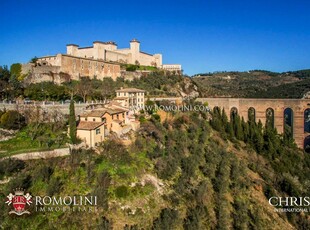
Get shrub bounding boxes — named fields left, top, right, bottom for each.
left=115, top=185, right=130, bottom=199
left=0, top=158, right=25, bottom=179
left=152, top=208, right=179, bottom=230
left=46, top=176, right=63, bottom=196
left=0, top=110, right=25, bottom=130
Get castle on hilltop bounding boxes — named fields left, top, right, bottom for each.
left=66, top=39, right=162, bottom=67
left=22, top=39, right=182, bottom=84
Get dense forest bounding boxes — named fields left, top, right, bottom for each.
left=0, top=104, right=309, bottom=229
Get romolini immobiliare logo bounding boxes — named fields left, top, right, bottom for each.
left=5, top=188, right=97, bottom=216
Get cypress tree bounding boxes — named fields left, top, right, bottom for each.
left=69, top=100, right=77, bottom=144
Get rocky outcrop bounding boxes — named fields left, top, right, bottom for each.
left=170, top=77, right=200, bottom=98
left=22, top=64, right=71, bottom=85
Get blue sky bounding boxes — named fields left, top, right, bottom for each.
left=1, top=0, right=310, bottom=75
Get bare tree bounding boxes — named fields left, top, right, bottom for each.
left=76, top=79, right=92, bottom=103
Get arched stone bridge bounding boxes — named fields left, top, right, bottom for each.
left=197, top=98, right=310, bottom=149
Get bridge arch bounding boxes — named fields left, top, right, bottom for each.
left=266, top=108, right=274, bottom=128
left=230, top=107, right=238, bottom=119
left=304, top=108, right=310, bottom=133
left=304, top=136, right=310, bottom=153
left=284, top=108, right=294, bottom=138
left=248, top=107, right=256, bottom=122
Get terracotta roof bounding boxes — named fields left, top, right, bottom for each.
left=80, top=108, right=126, bottom=117
left=80, top=110, right=106, bottom=117
left=105, top=108, right=126, bottom=115
left=116, top=88, right=145, bottom=93
left=106, top=102, right=129, bottom=111
left=77, top=121, right=105, bottom=130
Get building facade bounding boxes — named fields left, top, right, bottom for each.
left=162, top=64, right=182, bottom=73
left=67, top=39, right=162, bottom=67
left=76, top=121, right=106, bottom=147
left=115, top=88, right=145, bottom=109
left=76, top=103, right=140, bottom=147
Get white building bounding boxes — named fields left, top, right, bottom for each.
left=114, top=87, right=145, bottom=109
left=162, top=64, right=182, bottom=73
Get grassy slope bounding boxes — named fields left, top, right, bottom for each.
left=0, top=125, right=68, bottom=157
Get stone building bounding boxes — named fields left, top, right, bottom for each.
left=114, top=87, right=145, bottom=109
left=162, top=64, right=182, bottom=73
left=66, top=39, right=162, bottom=67
left=22, top=39, right=181, bottom=84
left=77, top=106, right=134, bottom=147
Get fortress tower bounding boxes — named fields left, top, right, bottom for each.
left=66, top=44, right=79, bottom=56
left=130, top=39, right=140, bottom=64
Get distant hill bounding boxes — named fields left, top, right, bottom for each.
left=192, top=70, right=310, bottom=98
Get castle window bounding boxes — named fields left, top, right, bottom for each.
left=93, top=118, right=95, bottom=121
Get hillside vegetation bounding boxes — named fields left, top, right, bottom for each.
left=0, top=107, right=309, bottom=229
left=193, top=70, right=310, bottom=98
left=0, top=66, right=199, bottom=102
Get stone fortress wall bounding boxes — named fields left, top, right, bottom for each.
left=23, top=54, right=121, bottom=84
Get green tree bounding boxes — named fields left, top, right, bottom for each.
left=69, top=100, right=77, bottom=144
left=10, top=63, right=22, bottom=79
left=0, top=110, right=25, bottom=130
left=152, top=208, right=179, bottom=230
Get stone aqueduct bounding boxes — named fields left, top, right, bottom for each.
left=197, top=98, right=310, bottom=149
